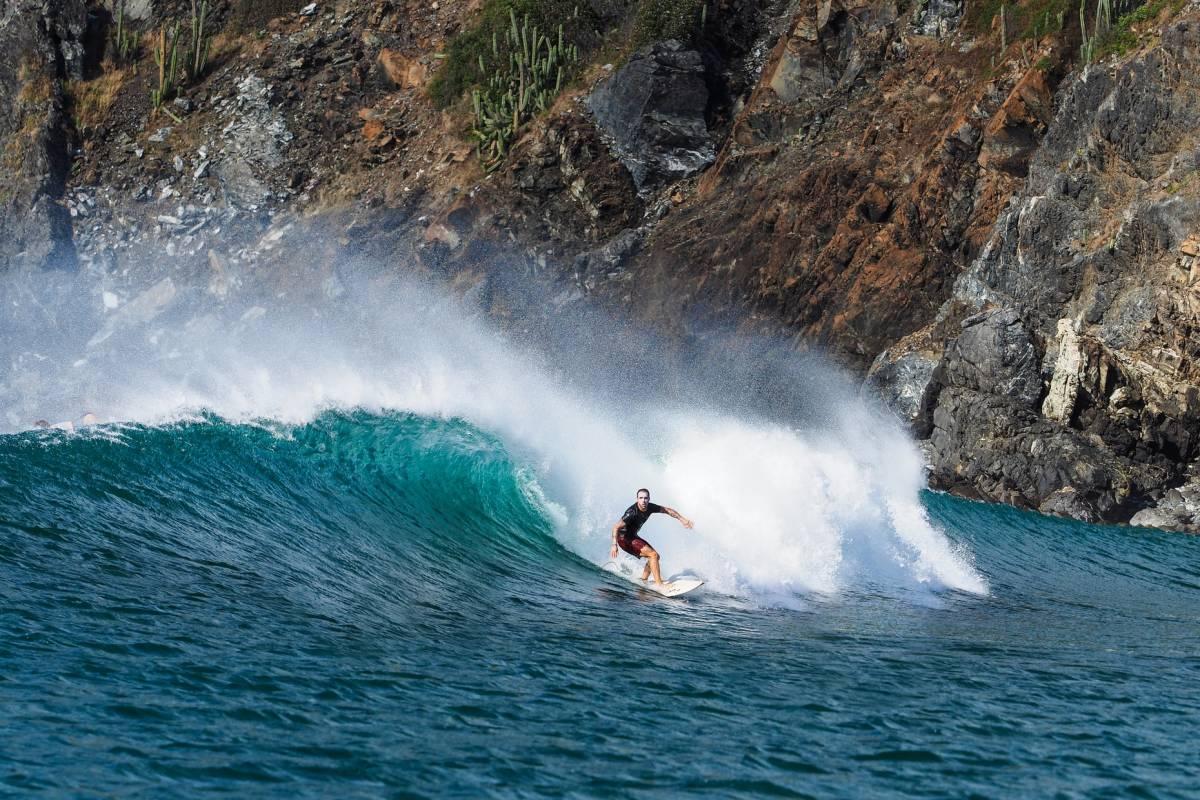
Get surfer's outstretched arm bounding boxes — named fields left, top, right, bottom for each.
left=661, top=507, right=694, bottom=529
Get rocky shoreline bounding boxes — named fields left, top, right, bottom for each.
left=3, top=0, right=1200, bottom=531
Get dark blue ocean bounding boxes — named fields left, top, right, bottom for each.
left=3, top=411, right=1198, bottom=799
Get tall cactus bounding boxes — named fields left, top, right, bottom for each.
left=151, top=22, right=181, bottom=109
left=186, top=0, right=211, bottom=81
left=112, top=0, right=139, bottom=64
left=470, top=8, right=579, bottom=171
left=148, top=1, right=211, bottom=112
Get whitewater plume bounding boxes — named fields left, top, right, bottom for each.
left=0, top=262, right=986, bottom=600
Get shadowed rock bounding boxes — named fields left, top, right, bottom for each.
left=586, top=40, right=714, bottom=192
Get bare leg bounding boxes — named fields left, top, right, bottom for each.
left=638, top=545, right=663, bottom=585
left=647, top=551, right=664, bottom=585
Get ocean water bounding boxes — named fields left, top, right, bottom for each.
left=2, top=275, right=1198, bottom=798
left=2, top=412, right=1198, bottom=799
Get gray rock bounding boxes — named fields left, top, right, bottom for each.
left=1130, top=481, right=1200, bottom=532
left=1038, top=486, right=1100, bottom=523
left=941, top=308, right=1042, bottom=408
left=586, top=41, right=714, bottom=192
left=213, top=73, right=294, bottom=210
left=122, top=0, right=153, bottom=20
left=911, top=0, right=963, bottom=38
left=863, top=346, right=939, bottom=436
left=573, top=227, right=646, bottom=287
left=928, top=386, right=1165, bottom=520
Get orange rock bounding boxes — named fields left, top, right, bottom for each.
left=378, top=48, right=427, bottom=89
left=362, top=118, right=385, bottom=141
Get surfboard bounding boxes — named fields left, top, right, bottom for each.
left=602, top=561, right=704, bottom=598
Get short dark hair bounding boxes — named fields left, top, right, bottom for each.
left=637, top=488, right=650, bottom=497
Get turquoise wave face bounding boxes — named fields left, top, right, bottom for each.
left=3, top=414, right=1199, bottom=798
left=1, top=412, right=574, bottom=615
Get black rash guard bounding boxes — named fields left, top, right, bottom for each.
left=620, top=502, right=664, bottom=538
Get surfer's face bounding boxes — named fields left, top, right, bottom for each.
left=636, top=493, right=649, bottom=510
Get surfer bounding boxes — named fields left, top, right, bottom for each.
left=610, top=488, right=693, bottom=586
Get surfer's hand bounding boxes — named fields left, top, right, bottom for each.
left=610, top=544, right=618, bottom=559
left=682, top=518, right=694, bottom=529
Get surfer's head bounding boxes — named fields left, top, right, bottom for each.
left=636, top=488, right=650, bottom=511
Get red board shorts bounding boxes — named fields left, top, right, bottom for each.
left=616, top=533, right=651, bottom=557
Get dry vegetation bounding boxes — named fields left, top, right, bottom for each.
left=66, top=65, right=129, bottom=132
left=4, top=59, right=53, bottom=172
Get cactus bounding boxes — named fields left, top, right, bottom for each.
left=1079, top=0, right=1115, bottom=65
left=151, top=23, right=181, bottom=109
left=185, top=0, right=211, bottom=81
left=112, top=1, right=139, bottom=64
left=148, top=1, right=211, bottom=112
left=470, top=7, right=579, bottom=171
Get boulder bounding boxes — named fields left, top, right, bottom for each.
left=940, top=307, right=1042, bottom=408
left=1130, top=481, right=1200, bottom=532
left=863, top=346, right=939, bottom=436
left=586, top=40, right=713, bottom=191
left=911, top=0, right=962, bottom=37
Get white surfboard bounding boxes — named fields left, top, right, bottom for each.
left=602, top=561, right=704, bottom=598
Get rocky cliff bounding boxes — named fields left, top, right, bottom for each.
left=3, top=0, right=1200, bottom=530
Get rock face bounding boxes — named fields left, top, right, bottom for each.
left=586, top=41, right=714, bottom=192
left=610, top=1, right=1053, bottom=368
left=924, top=309, right=1170, bottom=520
left=939, top=309, right=1042, bottom=409
left=0, top=0, right=88, bottom=273
left=899, top=15, right=1200, bottom=527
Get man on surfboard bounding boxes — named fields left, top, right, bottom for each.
left=610, top=488, right=693, bottom=586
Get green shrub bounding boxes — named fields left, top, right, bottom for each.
left=1093, top=0, right=1187, bottom=59
left=967, top=0, right=1073, bottom=40
left=633, top=0, right=705, bottom=47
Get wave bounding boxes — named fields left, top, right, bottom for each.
left=2, top=412, right=986, bottom=606
left=0, top=270, right=987, bottom=602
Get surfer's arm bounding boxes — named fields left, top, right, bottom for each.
left=610, top=521, right=625, bottom=558
left=660, top=507, right=694, bottom=529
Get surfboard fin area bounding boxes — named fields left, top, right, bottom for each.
left=602, top=561, right=704, bottom=597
